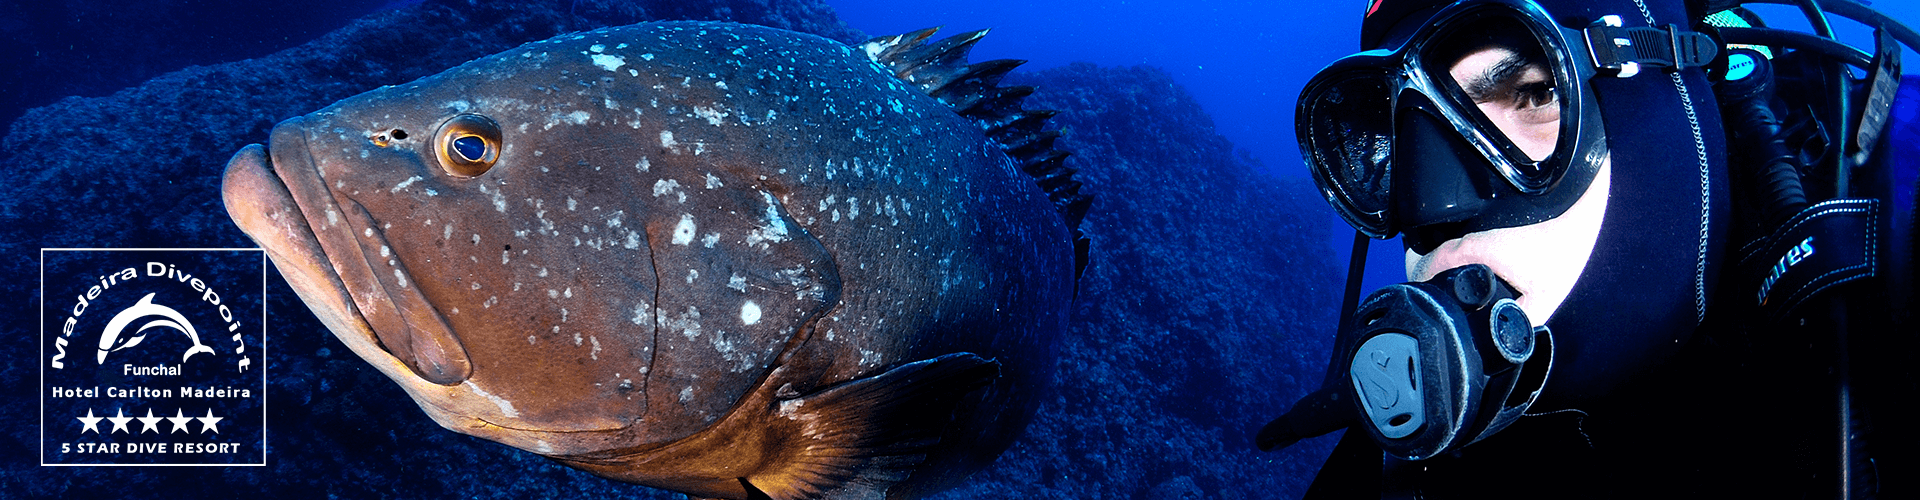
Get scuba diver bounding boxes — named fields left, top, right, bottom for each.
left=1258, top=0, right=1919, bottom=497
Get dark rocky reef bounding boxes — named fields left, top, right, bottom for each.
left=931, top=64, right=1340, bottom=500
left=1, top=1, right=1338, bottom=498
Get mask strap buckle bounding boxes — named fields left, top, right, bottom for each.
left=1585, top=15, right=1720, bottom=78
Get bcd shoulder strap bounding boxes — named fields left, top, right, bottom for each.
left=1734, top=198, right=1880, bottom=321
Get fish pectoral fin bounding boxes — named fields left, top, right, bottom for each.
left=556, top=353, right=998, bottom=500
left=746, top=352, right=999, bottom=500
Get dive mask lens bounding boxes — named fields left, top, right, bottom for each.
left=1299, top=0, right=1605, bottom=238
left=1416, top=10, right=1579, bottom=194
left=1301, top=69, right=1398, bottom=238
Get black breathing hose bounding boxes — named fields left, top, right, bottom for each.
left=1715, top=48, right=1811, bottom=227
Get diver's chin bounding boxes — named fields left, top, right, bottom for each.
left=1401, top=163, right=1611, bottom=327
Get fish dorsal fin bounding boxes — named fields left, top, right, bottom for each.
left=861, top=28, right=1093, bottom=282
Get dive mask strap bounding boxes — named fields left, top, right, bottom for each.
left=1585, top=15, right=1720, bottom=78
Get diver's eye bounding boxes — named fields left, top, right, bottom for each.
left=434, top=114, right=503, bottom=177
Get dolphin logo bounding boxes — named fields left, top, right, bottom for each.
left=97, top=293, right=216, bottom=365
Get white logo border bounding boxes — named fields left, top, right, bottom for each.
left=39, top=248, right=268, bottom=467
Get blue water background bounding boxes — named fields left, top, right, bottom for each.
left=831, top=0, right=1920, bottom=296
left=5, top=0, right=1917, bottom=296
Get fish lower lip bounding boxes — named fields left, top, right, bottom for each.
left=223, top=142, right=366, bottom=352
left=273, top=120, right=472, bottom=385
left=228, top=119, right=473, bottom=385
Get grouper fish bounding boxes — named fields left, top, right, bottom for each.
left=219, top=21, right=1090, bottom=500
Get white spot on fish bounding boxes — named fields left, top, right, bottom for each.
left=701, top=232, right=720, bottom=248
left=728, top=274, right=747, bottom=293
left=741, top=301, right=761, bottom=326
left=659, top=130, right=677, bottom=149
left=672, top=214, right=696, bottom=245
left=653, top=179, right=683, bottom=201
left=679, top=386, right=694, bottom=403
left=693, top=105, right=727, bottom=126
left=630, top=303, right=649, bottom=325
left=635, top=157, right=651, bottom=172
left=394, top=269, right=408, bottom=288
left=464, top=381, right=519, bottom=418
left=392, top=175, right=422, bottom=193
left=591, top=54, right=626, bottom=72
left=704, top=173, right=722, bottom=189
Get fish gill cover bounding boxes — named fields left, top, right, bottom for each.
left=0, top=0, right=1338, bottom=498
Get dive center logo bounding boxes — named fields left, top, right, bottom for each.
left=41, top=249, right=266, bottom=466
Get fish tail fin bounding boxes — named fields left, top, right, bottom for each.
left=182, top=343, right=217, bottom=363
left=746, top=353, right=999, bottom=500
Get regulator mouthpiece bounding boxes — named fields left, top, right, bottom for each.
left=1346, top=264, right=1553, bottom=460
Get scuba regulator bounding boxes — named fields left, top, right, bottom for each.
left=1257, top=263, right=1552, bottom=460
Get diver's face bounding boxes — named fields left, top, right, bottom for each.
left=1448, top=45, right=1560, bottom=161
left=1405, top=45, right=1605, bottom=326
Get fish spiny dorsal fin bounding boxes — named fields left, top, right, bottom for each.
left=860, top=28, right=1094, bottom=282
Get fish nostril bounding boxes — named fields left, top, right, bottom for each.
left=390, top=129, right=409, bottom=140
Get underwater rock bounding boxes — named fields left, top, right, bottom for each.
left=926, top=63, right=1341, bottom=500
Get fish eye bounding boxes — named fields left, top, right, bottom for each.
left=434, top=114, right=502, bottom=177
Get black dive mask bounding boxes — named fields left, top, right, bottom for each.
left=1299, top=0, right=1716, bottom=241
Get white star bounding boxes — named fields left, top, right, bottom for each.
left=137, top=408, right=163, bottom=433
left=106, top=408, right=133, bottom=434
left=77, top=409, right=103, bottom=434
left=197, top=409, right=223, bottom=434
left=167, top=409, right=194, bottom=433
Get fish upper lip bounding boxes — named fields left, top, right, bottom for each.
left=223, top=141, right=366, bottom=339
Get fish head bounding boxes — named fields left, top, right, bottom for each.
left=222, top=23, right=854, bottom=456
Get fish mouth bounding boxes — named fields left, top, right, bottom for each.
left=222, top=118, right=473, bottom=385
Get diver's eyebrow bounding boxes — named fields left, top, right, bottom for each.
left=1460, top=52, right=1531, bottom=102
